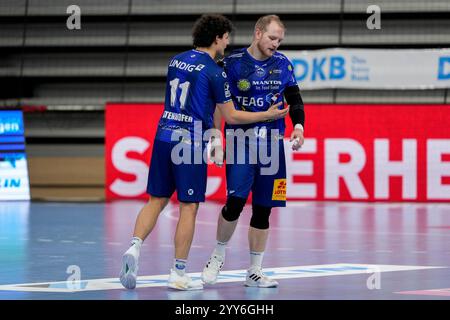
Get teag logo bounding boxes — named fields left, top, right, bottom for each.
left=291, top=55, right=346, bottom=82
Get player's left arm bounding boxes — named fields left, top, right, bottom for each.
left=209, top=107, right=224, bottom=167
left=284, top=84, right=305, bottom=150
left=213, top=107, right=222, bottom=131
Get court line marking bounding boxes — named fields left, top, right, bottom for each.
left=396, top=288, right=450, bottom=297
left=0, top=263, right=444, bottom=293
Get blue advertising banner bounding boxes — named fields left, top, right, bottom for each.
left=0, top=110, right=30, bottom=200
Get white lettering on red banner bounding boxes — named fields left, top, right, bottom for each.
left=106, top=104, right=450, bottom=202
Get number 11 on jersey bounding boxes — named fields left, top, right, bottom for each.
left=170, top=78, right=191, bottom=109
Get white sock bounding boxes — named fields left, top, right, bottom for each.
left=130, top=237, right=143, bottom=250
left=250, top=251, right=264, bottom=269
left=173, top=259, right=187, bottom=276
left=213, top=241, right=227, bottom=258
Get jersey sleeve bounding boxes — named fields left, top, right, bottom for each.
left=211, top=69, right=233, bottom=104
left=286, top=60, right=298, bottom=87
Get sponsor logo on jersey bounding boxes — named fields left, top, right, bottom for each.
left=272, top=179, right=286, bottom=201
left=266, top=93, right=280, bottom=104
left=224, top=82, right=231, bottom=98
left=255, top=65, right=266, bottom=77
left=169, top=59, right=205, bottom=72
left=270, top=69, right=282, bottom=74
left=252, top=80, right=282, bottom=86
left=237, top=79, right=251, bottom=91
left=235, top=96, right=264, bottom=107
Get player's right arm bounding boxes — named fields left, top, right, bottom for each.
left=217, top=101, right=288, bottom=125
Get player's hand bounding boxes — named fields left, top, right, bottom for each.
left=266, top=102, right=289, bottom=121
left=290, top=128, right=304, bottom=150
left=209, top=137, right=224, bottom=167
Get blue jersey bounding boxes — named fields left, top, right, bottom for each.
left=223, top=48, right=297, bottom=137
left=156, top=49, right=232, bottom=143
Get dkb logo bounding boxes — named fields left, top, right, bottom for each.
left=438, top=57, right=450, bottom=80
left=291, top=56, right=346, bottom=82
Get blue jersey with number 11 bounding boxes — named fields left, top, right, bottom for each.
left=156, top=49, right=232, bottom=143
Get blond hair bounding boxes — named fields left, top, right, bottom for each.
left=254, top=15, right=285, bottom=32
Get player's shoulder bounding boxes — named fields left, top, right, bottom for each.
left=205, top=57, right=224, bottom=74
left=224, top=48, right=246, bottom=62
left=171, top=49, right=193, bottom=60
left=171, top=49, right=210, bottom=63
left=272, top=51, right=291, bottom=63
left=271, top=51, right=294, bottom=73
left=202, top=58, right=227, bottom=80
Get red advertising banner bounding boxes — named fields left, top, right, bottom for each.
left=105, top=104, right=163, bottom=200
left=106, top=103, right=450, bottom=202
left=105, top=103, right=226, bottom=200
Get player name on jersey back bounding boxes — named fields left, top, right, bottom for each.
left=162, top=111, right=193, bottom=123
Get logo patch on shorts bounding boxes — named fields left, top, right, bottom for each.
left=272, top=179, right=286, bottom=201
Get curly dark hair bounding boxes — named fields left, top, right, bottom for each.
left=192, top=14, right=234, bottom=48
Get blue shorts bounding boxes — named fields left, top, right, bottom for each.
left=147, top=139, right=207, bottom=203
left=226, top=139, right=286, bottom=207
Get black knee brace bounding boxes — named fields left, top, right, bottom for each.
left=250, top=205, right=272, bottom=229
left=221, top=196, right=246, bottom=222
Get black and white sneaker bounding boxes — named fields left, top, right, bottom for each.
left=245, top=267, right=278, bottom=288
left=201, top=254, right=224, bottom=285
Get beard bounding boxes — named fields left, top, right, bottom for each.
left=257, top=41, right=274, bottom=58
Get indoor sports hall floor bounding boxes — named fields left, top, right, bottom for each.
left=0, top=200, right=449, bottom=300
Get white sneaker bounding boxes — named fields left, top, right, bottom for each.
left=168, top=269, right=203, bottom=291
left=201, top=254, right=224, bottom=285
left=119, top=244, right=139, bottom=289
left=245, top=267, right=278, bottom=288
